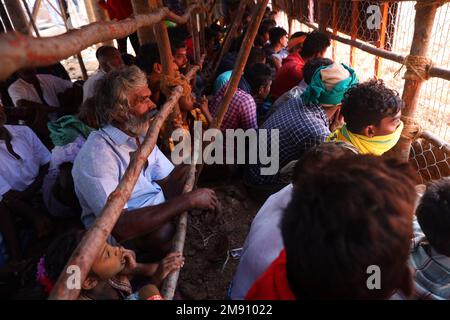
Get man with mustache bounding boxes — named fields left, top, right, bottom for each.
left=72, top=66, right=219, bottom=260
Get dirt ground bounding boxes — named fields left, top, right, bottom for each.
left=178, top=179, right=261, bottom=300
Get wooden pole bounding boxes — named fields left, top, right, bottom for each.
left=331, top=0, right=337, bottom=61
left=58, top=0, right=88, bottom=80
left=0, top=5, right=198, bottom=81
left=27, top=0, right=42, bottom=34
left=131, top=0, right=156, bottom=45
left=374, top=2, right=389, bottom=79
left=318, top=0, right=329, bottom=32
left=4, top=0, right=29, bottom=34
left=83, top=0, right=114, bottom=47
left=0, top=2, right=14, bottom=32
left=161, top=0, right=270, bottom=301
left=349, top=0, right=358, bottom=67
left=22, top=0, right=40, bottom=38
left=391, top=3, right=440, bottom=161
left=211, top=0, right=248, bottom=80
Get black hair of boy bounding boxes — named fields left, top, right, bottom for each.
left=341, top=79, right=404, bottom=133
left=416, top=178, right=450, bottom=257
left=244, top=63, right=274, bottom=95
left=300, top=31, right=331, bottom=59
left=281, top=155, right=417, bottom=299
left=269, top=27, right=287, bottom=45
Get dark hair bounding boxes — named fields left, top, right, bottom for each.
left=245, top=47, right=266, bottom=73
left=341, top=79, right=404, bottom=133
left=282, top=155, right=416, bottom=299
left=167, top=25, right=190, bottom=42
left=290, top=31, right=309, bottom=40
left=416, top=178, right=450, bottom=256
left=258, top=24, right=270, bottom=37
left=269, top=27, right=287, bottom=45
left=291, top=142, right=358, bottom=185
left=137, top=43, right=161, bottom=74
left=303, top=57, right=334, bottom=84
left=300, top=31, right=331, bottom=58
left=95, top=45, right=118, bottom=60
left=44, top=230, right=85, bottom=283
left=245, top=63, right=273, bottom=94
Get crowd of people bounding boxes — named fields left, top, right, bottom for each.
left=0, top=0, right=449, bottom=300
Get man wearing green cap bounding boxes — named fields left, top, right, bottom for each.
left=244, top=61, right=358, bottom=202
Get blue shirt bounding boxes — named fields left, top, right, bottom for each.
left=72, top=125, right=174, bottom=229
left=244, top=97, right=330, bottom=186
left=212, top=71, right=252, bottom=96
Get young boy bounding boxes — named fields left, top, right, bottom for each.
left=328, top=79, right=404, bottom=155
left=37, top=230, right=184, bottom=300
left=246, top=155, right=417, bottom=299
left=409, top=178, right=450, bottom=299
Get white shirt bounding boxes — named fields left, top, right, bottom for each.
left=8, top=74, right=73, bottom=107
left=230, top=184, right=293, bottom=300
left=72, top=125, right=174, bottom=229
left=0, top=125, right=51, bottom=198
left=82, top=69, right=105, bottom=102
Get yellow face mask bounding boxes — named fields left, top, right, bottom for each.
left=327, top=121, right=404, bottom=156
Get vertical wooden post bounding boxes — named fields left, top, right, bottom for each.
left=211, top=0, right=248, bottom=79
left=0, top=2, right=14, bottom=32
left=83, top=0, right=114, bottom=47
left=4, top=0, right=29, bottom=34
left=189, top=0, right=201, bottom=64
left=58, top=0, right=88, bottom=80
left=26, top=0, right=42, bottom=34
left=349, top=0, right=358, bottom=67
left=374, top=2, right=389, bottom=79
left=131, top=0, right=156, bottom=45
left=392, top=3, right=439, bottom=161
left=332, top=0, right=338, bottom=61
left=22, top=0, right=40, bottom=37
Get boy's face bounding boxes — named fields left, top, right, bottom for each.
left=258, top=81, right=272, bottom=100
left=91, top=243, right=126, bottom=279
left=372, top=111, right=402, bottom=136
left=173, top=47, right=188, bottom=69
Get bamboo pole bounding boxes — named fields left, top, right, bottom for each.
left=318, top=0, right=328, bottom=32
left=131, top=0, right=156, bottom=45
left=300, top=20, right=450, bottom=82
left=4, top=0, right=29, bottom=34
left=331, top=0, right=337, bottom=61
left=0, top=2, right=14, bottom=32
left=27, top=0, right=42, bottom=34
left=0, top=5, right=199, bottom=81
left=210, top=0, right=248, bottom=80
left=374, top=2, right=389, bottom=79
left=49, top=84, right=183, bottom=300
left=83, top=0, right=114, bottom=47
left=421, top=131, right=450, bottom=155
left=161, top=0, right=269, bottom=301
left=58, top=0, right=88, bottom=80
left=349, top=0, right=358, bottom=67
left=392, top=3, right=440, bottom=161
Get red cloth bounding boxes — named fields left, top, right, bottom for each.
left=98, top=0, right=133, bottom=20
left=270, top=52, right=305, bottom=100
left=245, top=250, right=296, bottom=300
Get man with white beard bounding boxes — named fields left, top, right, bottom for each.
left=72, top=66, right=219, bottom=260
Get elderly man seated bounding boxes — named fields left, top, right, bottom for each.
left=72, top=66, right=219, bottom=260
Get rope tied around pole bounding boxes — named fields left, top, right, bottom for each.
left=400, top=115, right=423, bottom=141
left=394, top=55, right=433, bottom=81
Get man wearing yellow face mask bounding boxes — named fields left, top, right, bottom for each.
left=327, top=79, right=404, bottom=156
